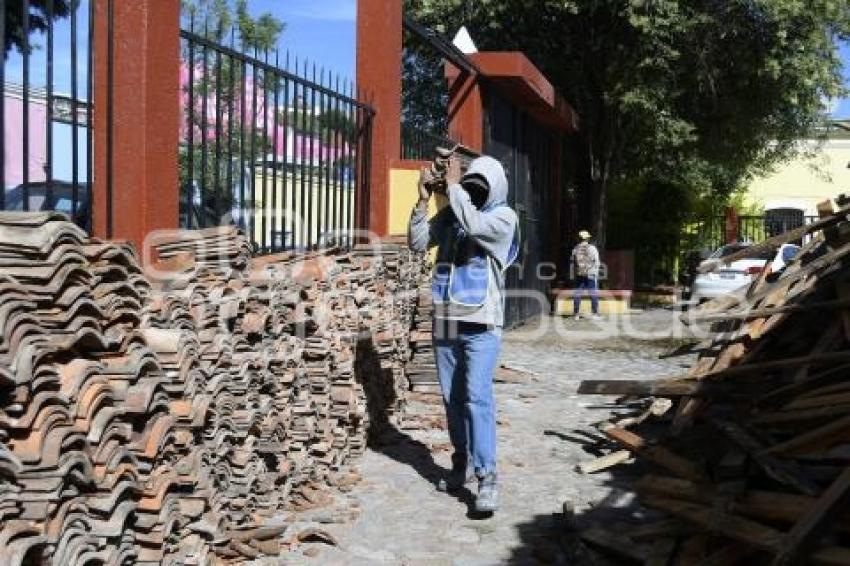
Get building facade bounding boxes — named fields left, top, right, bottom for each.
left=744, top=121, right=850, bottom=216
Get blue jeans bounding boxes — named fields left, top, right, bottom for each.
left=433, top=320, right=501, bottom=475
left=574, top=275, right=599, bottom=314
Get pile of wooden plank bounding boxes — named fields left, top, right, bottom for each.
left=0, top=213, right=430, bottom=564
left=575, top=201, right=850, bottom=564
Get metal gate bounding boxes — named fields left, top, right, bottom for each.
left=2, top=0, right=99, bottom=231
left=179, top=25, right=374, bottom=253
left=484, top=90, right=556, bottom=327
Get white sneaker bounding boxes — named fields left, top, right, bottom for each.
left=573, top=314, right=582, bottom=321
left=590, top=314, right=603, bottom=321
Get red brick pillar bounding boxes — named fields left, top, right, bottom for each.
left=445, top=65, right=484, bottom=152
left=725, top=206, right=739, bottom=244
left=356, top=0, right=402, bottom=237
left=92, top=0, right=180, bottom=253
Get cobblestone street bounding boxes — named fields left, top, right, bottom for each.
left=285, top=310, right=696, bottom=565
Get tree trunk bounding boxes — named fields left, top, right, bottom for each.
left=574, top=137, right=609, bottom=250
left=591, top=176, right=608, bottom=251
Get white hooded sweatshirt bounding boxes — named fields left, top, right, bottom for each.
left=408, top=156, right=519, bottom=328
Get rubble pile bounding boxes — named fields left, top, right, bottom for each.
left=575, top=202, right=850, bottom=564
left=0, top=214, right=428, bottom=564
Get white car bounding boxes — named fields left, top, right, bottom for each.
left=690, top=243, right=800, bottom=304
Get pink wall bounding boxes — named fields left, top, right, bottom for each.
left=3, top=94, right=47, bottom=188
left=179, top=62, right=351, bottom=165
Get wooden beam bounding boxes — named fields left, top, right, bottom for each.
left=698, top=543, right=756, bottom=566
left=603, top=427, right=705, bottom=481
left=643, top=497, right=783, bottom=549
left=646, top=537, right=677, bottom=566
left=765, top=414, right=850, bottom=457
left=635, top=474, right=850, bottom=530
left=578, top=379, right=699, bottom=396
left=584, top=351, right=850, bottom=398
left=646, top=497, right=850, bottom=564
left=711, top=418, right=820, bottom=496
left=576, top=449, right=632, bottom=474
left=688, top=298, right=850, bottom=324
left=676, top=534, right=709, bottom=564
left=757, top=362, right=850, bottom=409
left=752, top=404, right=850, bottom=426
left=579, top=528, right=648, bottom=562
left=773, top=468, right=850, bottom=565
left=578, top=378, right=769, bottom=398
left=837, top=282, right=850, bottom=341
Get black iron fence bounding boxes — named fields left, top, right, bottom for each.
left=1, top=0, right=97, bottom=231
left=179, top=24, right=374, bottom=253
left=400, top=123, right=458, bottom=160
left=631, top=212, right=822, bottom=288
left=738, top=213, right=820, bottom=244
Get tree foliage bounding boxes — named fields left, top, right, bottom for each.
left=179, top=0, right=285, bottom=227
left=181, top=0, right=284, bottom=52
left=4, top=0, right=73, bottom=57
left=406, top=0, right=850, bottom=245
left=402, top=29, right=449, bottom=135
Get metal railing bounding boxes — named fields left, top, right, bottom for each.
left=737, top=214, right=820, bottom=244
left=632, top=212, right=823, bottom=288
left=400, top=123, right=458, bottom=161
left=179, top=24, right=374, bottom=253
left=1, top=0, right=97, bottom=231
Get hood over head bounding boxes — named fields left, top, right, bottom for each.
left=461, top=156, right=508, bottom=209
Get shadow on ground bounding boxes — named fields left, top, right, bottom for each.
left=501, top=425, right=665, bottom=565
left=497, top=471, right=655, bottom=565
left=369, top=426, right=502, bottom=520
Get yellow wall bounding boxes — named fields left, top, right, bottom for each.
left=250, top=172, right=354, bottom=248
left=745, top=140, right=850, bottom=214
left=247, top=167, right=447, bottom=248
left=388, top=167, right=445, bottom=236
left=553, top=296, right=629, bottom=315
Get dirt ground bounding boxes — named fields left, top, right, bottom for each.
left=270, top=310, right=696, bottom=565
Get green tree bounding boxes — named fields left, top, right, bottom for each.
left=402, top=28, right=449, bottom=135
left=317, top=108, right=356, bottom=143
left=179, top=0, right=285, bottom=227
left=181, top=0, right=284, bottom=51
left=406, top=0, right=850, bottom=247
left=4, top=0, right=73, bottom=56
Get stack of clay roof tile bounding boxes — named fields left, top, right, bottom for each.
left=406, top=270, right=439, bottom=392
left=149, top=225, right=253, bottom=273
left=0, top=213, right=427, bottom=564
left=145, top=231, right=429, bottom=545
left=0, top=212, right=210, bottom=564
left=574, top=200, right=850, bottom=564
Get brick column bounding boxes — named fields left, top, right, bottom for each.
left=356, top=0, right=402, bottom=237
left=92, top=0, right=180, bottom=253
left=445, top=65, right=484, bottom=152
left=725, top=206, right=739, bottom=244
